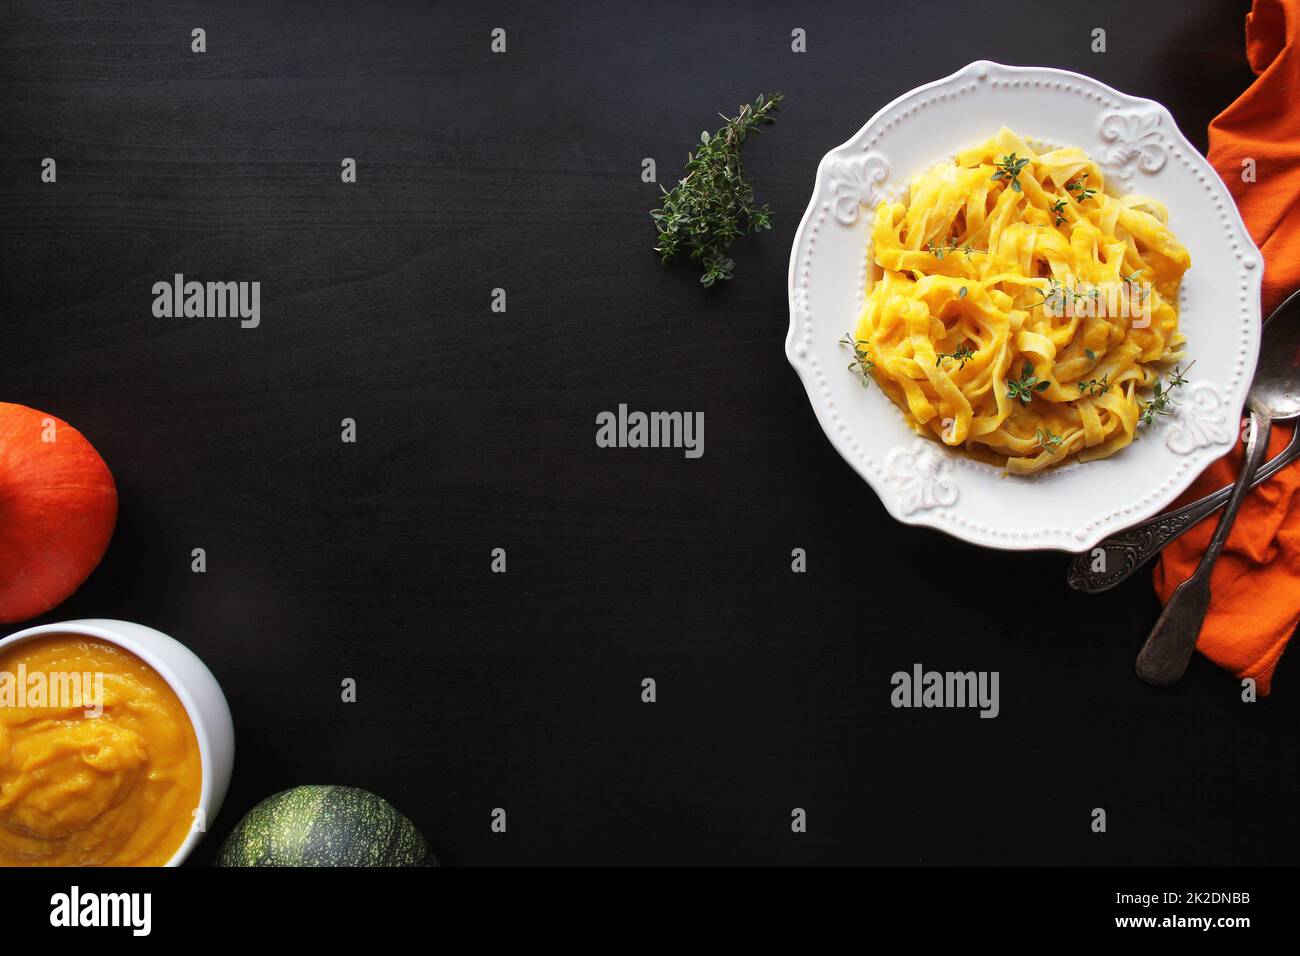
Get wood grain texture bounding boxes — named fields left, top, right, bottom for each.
left=3, top=0, right=1295, bottom=866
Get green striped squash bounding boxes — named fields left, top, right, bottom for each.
left=217, top=786, right=436, bottom=867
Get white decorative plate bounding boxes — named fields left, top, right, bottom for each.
left=786, top=60, right=1262, bottom=552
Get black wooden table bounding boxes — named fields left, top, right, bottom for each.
left=4, top=0, right=1294, bottom=866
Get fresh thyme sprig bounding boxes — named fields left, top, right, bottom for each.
left=926, top=237, right=974, bottom=260
left=1007, top=361, right=1051, bottom=404
left=1049, top=198, right=1068, bottom=226
left=1030, top=278, right=1099, bottom=312
left=1030, top=279, right=1071, bottom=312
left=1122, top=270, right=1151, bottom=303
left=1066, top=174, right=1097, bottom=201
left=839, top=333, right=875, bottom=387
left=651, top=92, right=783, bottom=287
left=1166, top=363, right=1193, bottom=389
left=936, top=342, right=977, bottom=370
left=1077, top=373, right=1111, bottom=397
left=1139, top=362, right=1195, bottom=426
left=992, top=153, right=1031, bottom=192
left=1036, top=428, right=1066, bottom=453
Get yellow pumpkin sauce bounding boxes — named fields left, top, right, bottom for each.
left=0, top=635, right=201, bottom=866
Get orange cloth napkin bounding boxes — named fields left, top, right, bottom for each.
left=1152, top=0, right=1300, bottom=694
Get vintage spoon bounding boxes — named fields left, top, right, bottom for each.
left=1135, top=301, right=1300, bottom=687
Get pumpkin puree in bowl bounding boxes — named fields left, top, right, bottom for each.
left=0, top=635, right=201, bottom=866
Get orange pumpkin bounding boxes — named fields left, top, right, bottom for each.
left=0, top=403, right=117, bottom=623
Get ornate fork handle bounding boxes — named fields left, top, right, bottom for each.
left=1067, top=430, right=1300, bottom=593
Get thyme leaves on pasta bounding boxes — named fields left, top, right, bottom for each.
left=926, top=237, right=974, bottom=260
left=1030, top=278, right=1101, bottom=312
left=1007, top=361, right=1051, bottom=404
left=1122, top=270, right=1151, bottom=302
left=936, top=342, right=977, bottom=370
left=1077, top=374, right=1111, bottom=398
left=1139, top=362, right=1195, bottom=426
left=839, top=333, right=875, bottom=387
left=1066, top=174, right=1097, bottom=201
left=1036, top=428, right=1066, bottom=453
left=992, top=153, right=1031, bottom=192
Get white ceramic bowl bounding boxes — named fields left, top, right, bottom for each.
left=0, top=618, right=235, bottom=866
left=787, top=60, right=1263, bottom=552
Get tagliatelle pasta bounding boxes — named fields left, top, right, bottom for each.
left=851, top=127, right=1190, bottom=474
